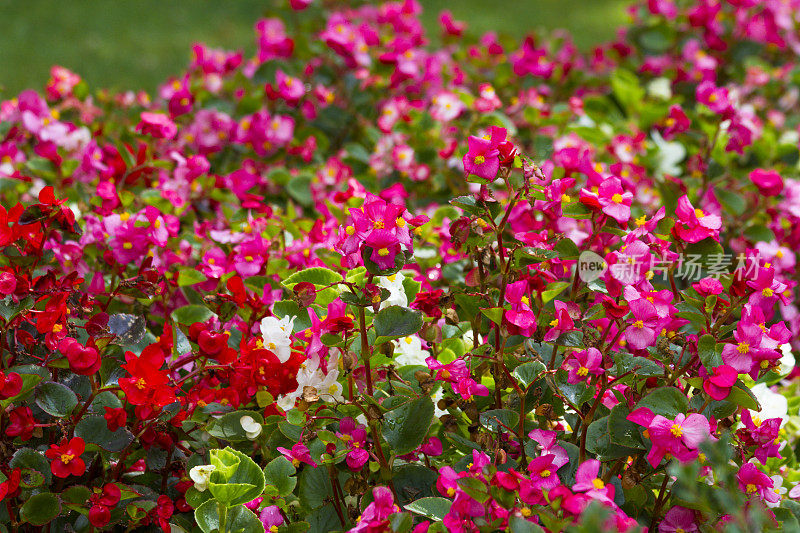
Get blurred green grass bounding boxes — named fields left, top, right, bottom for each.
left=0, top=0, right=629, bottom=96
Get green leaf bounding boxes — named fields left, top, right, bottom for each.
left=479, top=409, right=520, bottom=432
left=727, top=380, right=761, bottom=411
left=10, top=448, right=51, bottom=486
left=456, top=477, right=489, bottom=503
left=554, top=238, right=581, bottom=260
left=541, top=282, right=570, bottom=303
left=21, top=492, right=60, bottom=526
left=263, top=456, right=297, bottom=496
left=171, top=305, right=216, bottom=325
left=374, top=305, right=424, bottom=345
left=513, top=361, right=546, bottom=389
left=697, top=334, right=722, bottom=370
left=208, top=411, right=264, bottom=442
left=177, top=268, right=208, bottom=287
left=208, top=447, right=266, bottom=507
left=75, top=415, right=135, bottom=452
left=287, top=173, right=314, bottom=206
left=282, top=267, right=343, bottom=288
left=195, top=499, right=221, bottom=533
left=509, top=515, right=546, bottom=533
left=561, top=201, right=592, bottom=219
left=227, top=504, right=264, bottom=533
left=480, top=307, right=504, bottom=325
left=35, top=381, right=79, bottom=417
left=383, top=396, right=434, bottom=455
left=0, top=295, right=34, bottom=323
left=635, top=387, right=688, bottom=418
left=608, top=404, right=645, bottom=449
left=404, top=497, right=452, bottom=521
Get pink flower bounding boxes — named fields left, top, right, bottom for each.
left=349, top=487, right=399, bottom=533
left=627, top=407, right=714, bottom=467
left=749, top=169, right=784, bottom=197
left=136, top=112, right=177, bottom=139
left=505, top=280, right=536, bottom=337
left=572, top=460, right=615, bottom=505
left=659, top=506, right=698, bottom=533
left=702, top=365, right=738, bottom=401
left=673, top=195, right=721, bottom=243
left=624, top=299, right=660, bottom=350
left=462, top=127, right=506, bottom=181
left=527, top=454, right=561, bottom=491
left=543, top=300, right=577, bottom=342
left=528, top=430, right=569, bottom=469
left=662, top=105, right=690, bottom=139
left=737, top=462, right=780, bottom=504
left=564, top=347, right=604, bottom=384
left=275, top=70, right=305, bottom=102
left=580, top=177, right=633, bottom=224
left=277, top=443, right=317, bottom=468
left=696, top=81, right=734, bottom=118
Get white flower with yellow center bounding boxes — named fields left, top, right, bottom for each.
left=393, top=335, right=429, bottom=367
left=189, top=464, right=216, bottom=492
left=378, top=272, right=408, bottom=309
left=260, top=315, right=295, bottom=363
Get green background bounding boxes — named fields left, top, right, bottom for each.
left=0, top=0, right=630, bottom=96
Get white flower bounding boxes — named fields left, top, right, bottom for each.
left=378, top=273, right=408, bottom=309
left=189, top=464, right=216, bottom=492
left=748, top=383, right=789, bottom=427
left=240, top=415, right=262, bottom=440
left=651, top=130, right=686, bottom=177
left=277, top=350, right=344, bottom=410
left=647, top=78, right=672, bottom=100
left=260, top=315, right=295, bottom=363
left=778, top=344, right=795, bottom=377
left=768, top=475, right=787, bottom=508
left=393, top=335, right=429, bottom=367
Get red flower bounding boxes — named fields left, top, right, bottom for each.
left=0, top=468, right=21, bottom=502
left=0, top=370, right=22, bottom=400
left=45, top=437, right=86, bottom=478
left=6, top=406, right=35, bottom=441
left=103, top=407, right=128, bottom=432
left=410, top=289, right=445, bottom=319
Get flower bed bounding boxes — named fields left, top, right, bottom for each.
left=1, top=0, right=800, bottom=531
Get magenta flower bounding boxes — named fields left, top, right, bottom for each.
left=702, top=365, right=738, bottom=401
left=277, top=443, right=317, bottom=468
left=136, top=112, right=177, bottom=139
left=426, top=357, right=469, bottom=383
left=232, top=238, right=266, bottom=277
left=452, top=376, right=489, bottom=401
left=200, top=248, right=229, bottom=279
left=338, top=417, right=370, bottom=471
left=696, top=81, right=734, bottom=118
left=749, top=169, right=783, bottom=197
left=721, top=322, right=765, bottom=375
left=275, top=69, right=305, bottom=103
left=527, top=454, right=561, bottom=492
left=659, top=506, right=698, bottom=533
left=661, top=104, right=690, bottom=139
left=737, top=462, right=781, bottom=504
left=259, top=506, right=285, bottom=532
left=572, top=459, right=614, bottom=505
left=564, top=347, right=604, bottom=384
left=543, top=300, right=577, bottom=342
left=738, top=410, right=782, bottom=465
left=673, top=195, right=722, bottom=243
left=364, top=229, right=403, bottom=271
left=505, top=280, right=536, bottom=337
left=462, top=126, right=506, bottom=181
left=627, top=407, right=713, bottom=467
left=528, top=429, right=569, bottom=469
left=596, top=177, right=633, bottom=224
left=349, top=486, right=399, bottom=533
left=624, top=298, right=660, bottom=350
